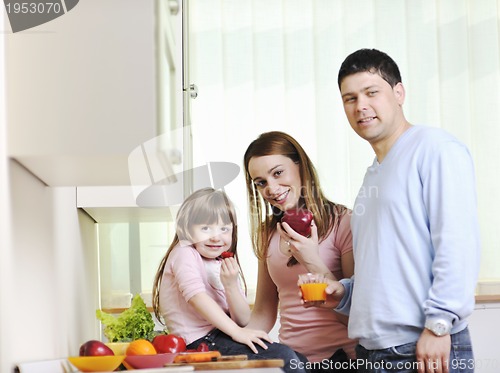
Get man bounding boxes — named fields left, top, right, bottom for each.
left=325, top=48, right=480, bottom=373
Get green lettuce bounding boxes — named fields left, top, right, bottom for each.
left=96, top=294, right=155, bottom=342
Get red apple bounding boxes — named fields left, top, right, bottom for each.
left=79, top=340, right=114, bottom=356
left=152, top=334, right=187, bottom=354
left=281, top=209, right=313, bottom=237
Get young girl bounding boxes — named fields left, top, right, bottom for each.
left=152, top=188, right=307, bottom=373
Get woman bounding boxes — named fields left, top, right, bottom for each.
left=243, top=131, right=357, bottom=372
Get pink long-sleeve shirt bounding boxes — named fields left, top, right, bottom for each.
left=159, top=244, right=236, bottom=344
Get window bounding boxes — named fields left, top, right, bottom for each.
left=188, top=1, right=500, bottom=293
left=98, top=221, right=175, bottom=310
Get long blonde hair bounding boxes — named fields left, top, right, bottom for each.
left=243, top=131, right=348, bottom=262
left=152, top=187, right=246, bottom=324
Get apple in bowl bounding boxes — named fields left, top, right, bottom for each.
left=281, top=209, right=313, bottom=237
left=79, top=340, right=114, bottom=356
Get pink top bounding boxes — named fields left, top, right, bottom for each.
left=267, top=212, right=357, bottom=362
left=159, top=244, right=238, bottom=344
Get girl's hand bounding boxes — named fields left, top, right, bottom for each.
left=220, top=257, right=240, bottom=289
left=232, top=327, right=273, bottom=354
left=278, top=220, right=322, bottom=267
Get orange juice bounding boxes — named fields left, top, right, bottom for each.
left=300, top=282, right=327, bottom=302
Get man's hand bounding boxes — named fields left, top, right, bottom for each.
left=416, top=328, right=451, bottom=373
left=301, top=278, right=345, bottom=308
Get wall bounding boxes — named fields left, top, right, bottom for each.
left=1, top=2, right=169, bottom=370
left=0, top=161, right=99, bottom=371
left=1, top=1, right=167, bottom=370
left=0, top=8, right=12, bottom=369
left=469, top=303, right=500, bottom=373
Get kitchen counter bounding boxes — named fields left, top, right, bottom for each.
left=15, top=358, right=285, bottom=373
left=475, top=294, right=500, bottom=303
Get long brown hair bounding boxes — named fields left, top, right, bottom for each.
left=243, top=131, right=348, bottom=262
left=152, top=187, right=246, bottom=324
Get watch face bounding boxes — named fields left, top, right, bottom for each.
left=425, top=319, right=451, bottom=336
left=429, top=320, right=451, bottom=336
left=434, top=322, right=447, bottom=335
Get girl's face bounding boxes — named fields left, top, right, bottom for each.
left=248, top=154, right=302, bottom=212
left=190, top=220, right=233, bottom=259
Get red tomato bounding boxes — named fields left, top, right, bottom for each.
left=152, top=334, right=187, bottom=354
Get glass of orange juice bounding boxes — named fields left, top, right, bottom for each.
left=298, top=273, right=328, bottom=303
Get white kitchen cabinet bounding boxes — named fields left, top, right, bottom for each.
left=75, top=186, right=173, bottom=222
left=5, top=0, right=181, bottom=188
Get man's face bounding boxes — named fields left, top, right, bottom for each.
left=340, top=71, right=405, bottom=147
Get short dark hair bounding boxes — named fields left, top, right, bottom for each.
left=337, top=48, right=402, bottom=88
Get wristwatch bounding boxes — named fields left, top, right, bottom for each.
left=425, top=318, right=452, bottom=336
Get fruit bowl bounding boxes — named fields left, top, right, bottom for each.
left=124, top=353, right=178, bottom=369
left=68, top=356, right=125, bottom=372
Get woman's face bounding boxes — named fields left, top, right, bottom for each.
left=248, top=154, right=302, bottom=212
left=190, top=220, right=233, bottom=259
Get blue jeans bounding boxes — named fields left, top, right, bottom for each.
left=309, top=349, right=358, bottom=373
left=188, top=328, right=309, bottom=373
left=355, top=327, right=474, bottom=373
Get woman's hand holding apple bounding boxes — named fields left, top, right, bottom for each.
left=278, top=218, right=321, bottom=266
left=281, top=209, right=314, bottom=237
left=280, top=211, right=336, bottom=279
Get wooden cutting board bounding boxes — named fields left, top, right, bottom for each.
left=165, top=359, right=284, bottom=370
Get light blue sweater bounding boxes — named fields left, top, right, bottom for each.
left=337, top=125, right=481, bottom=350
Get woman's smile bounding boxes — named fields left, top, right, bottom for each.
left=273, top=189, right=289, bottom=204
left=248, top=154, right=302, bottom=211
